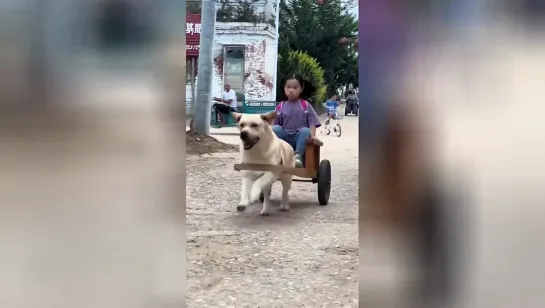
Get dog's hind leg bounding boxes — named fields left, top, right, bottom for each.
left=237, top=176, right=252, bottom=211
left=279, top=176, right=292, bottom=212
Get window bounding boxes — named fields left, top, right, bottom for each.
left=223, top=46, right=245, bottom=92
left=224, top=46, right=244, bottom=74
left=225, top=61, right=243, bottom=74
left=224, top=46, right=245, bottom=59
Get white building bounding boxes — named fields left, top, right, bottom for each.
left=186, top=0, right=280, bottom=115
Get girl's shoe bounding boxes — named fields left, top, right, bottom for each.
left=294, top=154, right=303, bottom=168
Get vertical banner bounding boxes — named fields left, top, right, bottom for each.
left=186, top=14, right=201, bottom=57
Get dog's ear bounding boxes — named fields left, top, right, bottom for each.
left=260, top=111, right=277, bottom=124
left=231, top=112, right=242, bottom=122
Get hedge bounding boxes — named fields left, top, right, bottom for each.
left=277, top=50, right=327, bottom=106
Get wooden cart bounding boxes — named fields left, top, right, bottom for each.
left=234, top=138, right=332, bottom=205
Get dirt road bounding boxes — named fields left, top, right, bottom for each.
left=186, top=111, right=359, bottom=307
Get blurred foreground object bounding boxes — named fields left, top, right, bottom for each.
left=0, top=1, right=186, bottom=307
left=360, top=1, right=545, bottom=307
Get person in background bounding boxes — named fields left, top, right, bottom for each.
left=212, top=83, right=238, bottom=126
left=324, top=94, right=340, bottom=125
left=345, top=90, right=358, bottom=113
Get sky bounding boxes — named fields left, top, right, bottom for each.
left=349, top=4, right=358, bottom=19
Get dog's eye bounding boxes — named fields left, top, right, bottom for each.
left=250, top=123, right=259, bottom=128
left=239, top=123, right=245, bottom=128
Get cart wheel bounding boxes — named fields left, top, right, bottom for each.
left=317, top=159, right=331, bottom=205
left=335, top=123, right=342, bottom=137
left=354, top=107, right=358, bottom=116
left=325, top=126, right=331, bottom=135
left=259, top=190, right=271, bottom=203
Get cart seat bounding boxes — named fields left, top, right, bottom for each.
left=304, top=138, right=323, bottom=171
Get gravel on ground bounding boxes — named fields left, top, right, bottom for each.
left=186, top=116, right=359, bottom=306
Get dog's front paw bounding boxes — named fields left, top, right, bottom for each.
left=237, top=196, right=249, bottom=211
left=279, top=203, right=290, bottom=212
left=258, top=209, right=270, bottom=216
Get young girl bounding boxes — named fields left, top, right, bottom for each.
left=273, top=74, right=322, bottom=167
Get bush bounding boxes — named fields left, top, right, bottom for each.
left=277, top=50, right=327, bottom=106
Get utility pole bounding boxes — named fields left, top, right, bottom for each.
left=193, top=0, right=217, bottom=134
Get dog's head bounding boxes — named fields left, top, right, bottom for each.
left=232, top=111, right=277, bottom=150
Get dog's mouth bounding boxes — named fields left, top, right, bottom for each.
left=242, top=137, right=260, bottom=150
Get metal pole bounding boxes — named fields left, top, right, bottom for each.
left=190, top=57, right=197, bottom=116
left=194, top=0, right=217, bottom=135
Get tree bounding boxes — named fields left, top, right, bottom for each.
left=187, top=0, right=201, bottom=14
left=277, top=50, right=327, bottom=105
left=335, top=44, right=358, bottom=94
left=277, top=0, right=358, bottom=96
left=216, top=0, right=275, bottom=27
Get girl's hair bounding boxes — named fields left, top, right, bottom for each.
left=281, top=73, right=316, bottom=101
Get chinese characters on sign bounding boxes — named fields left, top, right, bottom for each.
left=186, top=22, right=201, bottom=35
left=186, top=14, right=201, bottom=57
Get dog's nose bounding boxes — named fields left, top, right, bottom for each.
left=240, top=131, right=250, bottom=141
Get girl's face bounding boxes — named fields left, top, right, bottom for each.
left=284, top=79, right=302, bottom=100
left=331, top=95, right=337, bottom=100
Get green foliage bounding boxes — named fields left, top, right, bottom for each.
left=216, top=0, right=276, bottom=27
left=335, top=46, right=358, bottom=91
left=277, top=51, right=326, bottom=105
left=187, top=1, right=201, bottom=14
left=277, top=0, right=359, bottom=96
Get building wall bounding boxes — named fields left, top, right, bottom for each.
left=212, top=22, right=277, bottom=101
left=186, top=21, right=279, bottom=115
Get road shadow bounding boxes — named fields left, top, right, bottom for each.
left=228, top=199, right=326, bottom=228
left=211, top=131, right=239, bottom=136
